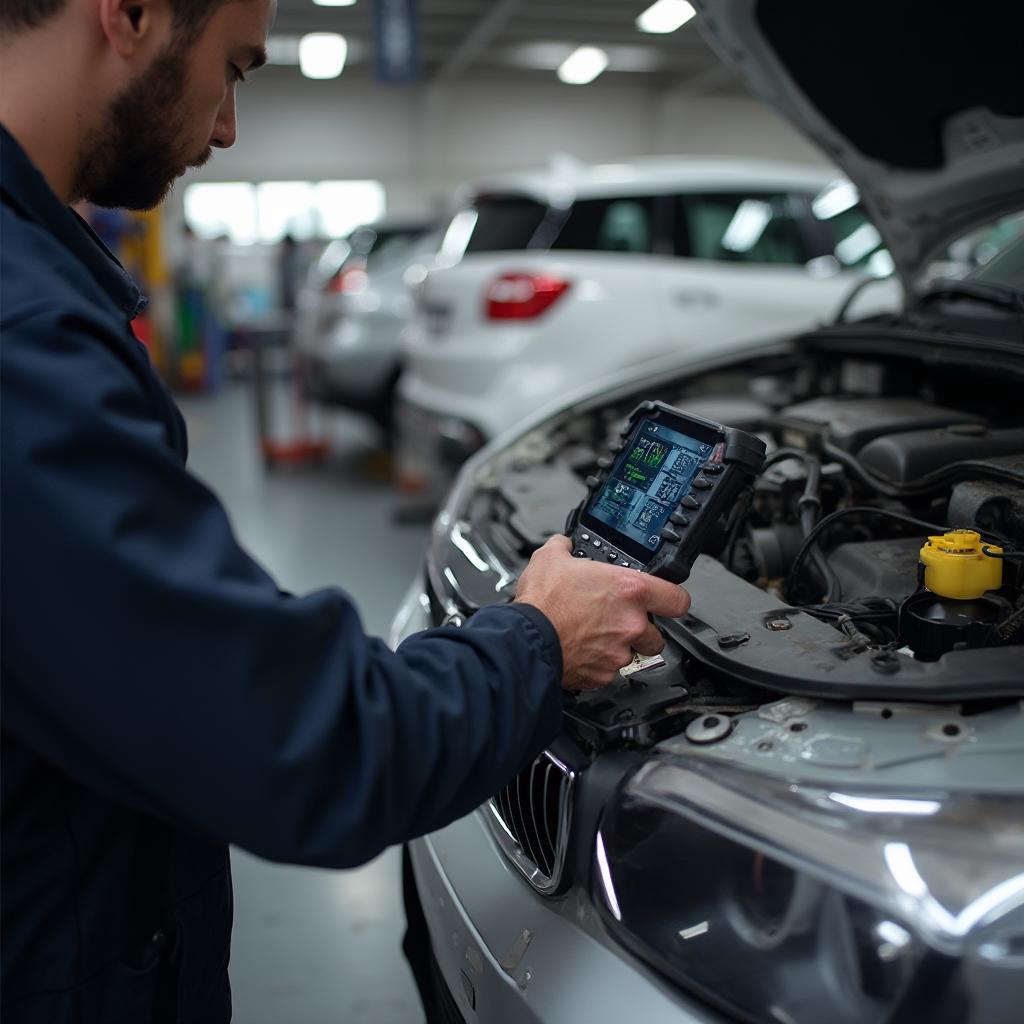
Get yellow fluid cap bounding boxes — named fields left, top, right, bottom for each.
left=920, top=530, right=1002, bottom=600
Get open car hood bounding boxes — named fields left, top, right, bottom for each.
left=695, top=0, right=1024, bottom=291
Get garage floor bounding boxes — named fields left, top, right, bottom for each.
left=178, top=380, right=430, bottom=1024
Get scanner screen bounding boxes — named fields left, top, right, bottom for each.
left=589, top=418, right=713, bottom=555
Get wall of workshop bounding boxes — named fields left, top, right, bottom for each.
left=178, top=67, right=831, bottom=220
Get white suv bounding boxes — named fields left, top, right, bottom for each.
left=395, top=157, right=894, bottom=503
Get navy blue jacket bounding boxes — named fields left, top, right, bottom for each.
left=0, top=126, right=563, bottom=1022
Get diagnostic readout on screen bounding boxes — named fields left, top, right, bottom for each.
left=589, top=419, right=713, bottom=552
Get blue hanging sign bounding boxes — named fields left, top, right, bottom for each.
left=375, top=0, right=419, bottom=83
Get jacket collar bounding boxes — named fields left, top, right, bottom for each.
left=1, top=124, right=147, bottom=318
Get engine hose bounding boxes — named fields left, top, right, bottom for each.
left=824, top=444, right=1024, bottom=498
left=785, top=505, right=951, bottom=604
left=771, top=448, right=841, bottom=601
left=762, top=446, right=813, bottom=469
left=801, top=504, right=838, bottom=602
left=997, top=600, right=1024, bottom=642
left=835, top=613, right=874, bottom=651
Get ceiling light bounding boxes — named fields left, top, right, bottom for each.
left=299, top=33, right=347, bottom=79
left=508, top=42, right=658, bottom=73
left=557, top=46, right=608, bottom=85
left=313, top=0, right=356, bottom=6
left=636, top=0, right=697, bottom=34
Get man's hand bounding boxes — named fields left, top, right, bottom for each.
left=514, top=535, right=691, bottom=690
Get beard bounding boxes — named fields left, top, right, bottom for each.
left=74, top=44, right=211, bottom=211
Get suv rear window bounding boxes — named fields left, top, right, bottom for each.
left=550, top=197, right=659, bottom=254
left=463, top=196, right=549, bottom=253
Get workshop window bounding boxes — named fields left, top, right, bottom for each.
left=184, top=180, right=386, bottom=244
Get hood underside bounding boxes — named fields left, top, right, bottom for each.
left=696, top=0, right=1024, bottom=289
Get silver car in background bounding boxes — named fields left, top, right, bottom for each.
left=295, top=218, right=441, bottom=438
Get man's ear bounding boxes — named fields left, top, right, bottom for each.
left=97, top=0, right=162, bottom=58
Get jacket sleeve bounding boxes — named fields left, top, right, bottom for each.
left=0, top=307, right=564, bottom=868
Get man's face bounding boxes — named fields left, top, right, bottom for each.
left=77, top=0, right=273, bottom=210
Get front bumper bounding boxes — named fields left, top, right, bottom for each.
left=392, top=577, right=719, bottom=1024
left=408, top=814, right=720, bottom=1024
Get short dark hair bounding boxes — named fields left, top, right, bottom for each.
left=0, top=1, right=225, bottom=42
left=0, top=0, right=66, bottom=32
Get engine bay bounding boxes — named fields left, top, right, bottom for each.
left=433, top=333, right=1024, bottom=754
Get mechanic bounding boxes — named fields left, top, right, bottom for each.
left=0, top=0, right=691, bottom=1019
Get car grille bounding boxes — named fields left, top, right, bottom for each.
left=485, top=749, right=576, bottom=895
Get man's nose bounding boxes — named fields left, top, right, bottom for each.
left=211, top=88, right=237, bottom=149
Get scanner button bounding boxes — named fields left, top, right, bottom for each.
left=592, top=539, right=603, bottom=549
left=691, top=474, right=712, bottom=489
left=681, top=495, right=701, bottom=510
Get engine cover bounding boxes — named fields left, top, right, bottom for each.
left=826, top=537, right=921, bottom=603
left=858, top=426, right=1024, bottom=482
left=777, top=397, right=983, bottom=453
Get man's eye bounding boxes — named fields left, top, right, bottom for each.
left=230, top=64, right=246, bottom=84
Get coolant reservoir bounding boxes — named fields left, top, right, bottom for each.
left=920, top=530, right=1002, bottom=599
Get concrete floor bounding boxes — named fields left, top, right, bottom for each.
left=178, top=380, right=430, bottom=1024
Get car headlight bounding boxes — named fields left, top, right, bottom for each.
left=595, top=756, right=1024, bottom=1024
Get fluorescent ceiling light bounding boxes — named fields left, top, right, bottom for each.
left=299, top=33, right=347, bottom=79
left=313, top=0, right=356, bottom=6
left=271, top=34, right=365, bottom=67
left=557, top=46, right=608, bottom=85
left=636, top=0, right=696, bottom=34
left=508, top=42, right=658, bottom=73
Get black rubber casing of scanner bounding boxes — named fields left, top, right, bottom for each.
left=565, top=400, right=766, bottom=585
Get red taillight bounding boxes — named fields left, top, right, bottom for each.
left=326, top=264, right=368, bottom=294
left=484, top=273, right=571, bottom=320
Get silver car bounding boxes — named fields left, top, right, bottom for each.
left=294, top=219, right=440, bottom=436
left=391, top=1, right=1024, bottom=1021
